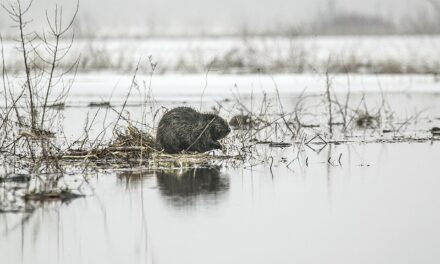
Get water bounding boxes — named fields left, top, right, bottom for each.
left=42, top=73, right=439, bottom=142
left=1, top=74, right=440, bottom=264
left=1, top=142, right=440, bottom=264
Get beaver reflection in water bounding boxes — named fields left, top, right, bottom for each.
left=156, top=167, right=228, bottom=197
left=156, top=107, right=231, bottom=154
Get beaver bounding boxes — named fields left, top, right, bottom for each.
left=156, top=107, right=231, bottom=154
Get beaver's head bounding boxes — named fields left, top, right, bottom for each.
left=205, top=114, right=231, bottom=140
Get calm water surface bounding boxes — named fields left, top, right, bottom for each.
left=1, top=142, right=440, bottom=264
left=1, top=74, right=440, bottom=263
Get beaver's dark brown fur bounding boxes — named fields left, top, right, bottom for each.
left=156, top=107, right=230, bottom=154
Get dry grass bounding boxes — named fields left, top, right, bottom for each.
left=1, top=2, right=440, bottom=213
left=62, top=126, right=242, bottom=170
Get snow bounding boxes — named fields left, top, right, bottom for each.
left=2, top=35, right=440, bottom=74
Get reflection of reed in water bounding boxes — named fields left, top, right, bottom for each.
left=155, top=167, right=229, bottom=206
left=117, top=171, right=155, bottom=189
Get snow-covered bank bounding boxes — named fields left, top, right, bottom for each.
left=2, top=36, right=440, bottom=74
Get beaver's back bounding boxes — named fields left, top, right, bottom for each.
left=156, top=107, right=205, bottom=153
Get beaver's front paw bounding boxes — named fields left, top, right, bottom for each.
left=208, top=140, right=222, bottom=150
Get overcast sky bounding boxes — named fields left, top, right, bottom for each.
left=0, top=0, right=433, bottom=35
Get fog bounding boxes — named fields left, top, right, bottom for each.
left=0, top=0, right=435, bottom=36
